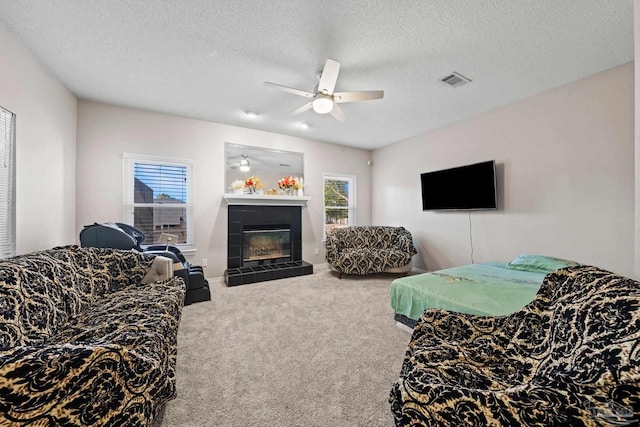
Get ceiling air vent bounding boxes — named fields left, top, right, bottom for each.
left=441, top=72, right=471, bottom=87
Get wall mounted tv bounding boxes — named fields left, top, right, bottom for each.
left=421, top=160, right=497, bottom=211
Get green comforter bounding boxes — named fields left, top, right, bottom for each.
left=390, top=262, right=547, bottom=321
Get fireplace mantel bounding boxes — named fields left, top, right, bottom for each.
left=223, top=193, right=311, bottom=207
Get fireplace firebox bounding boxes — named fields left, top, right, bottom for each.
left=242, top=226, right=291, bottom=266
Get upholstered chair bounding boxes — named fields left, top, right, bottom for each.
left=326, top=226, right=416, bottom=278
left=390, top=266, right=640, bottom=426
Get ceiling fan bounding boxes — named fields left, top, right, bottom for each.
left=264, top=59, right=384, bottom=122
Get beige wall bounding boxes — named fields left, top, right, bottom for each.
left=372, top=63, right=634, bottom=278
left=0, top=23, right=77, bottom=254
left=3, top=19, right=636, bottom=279
left=76, top=101, right=372, bottom=277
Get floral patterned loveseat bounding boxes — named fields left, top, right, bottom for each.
left=326, top=226, right=417, bottom=278
left=390, top=265, right=640, bottom=426
left=0, top=245, right=185, bottom=426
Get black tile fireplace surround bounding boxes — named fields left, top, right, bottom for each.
left=225, top=204, right=312, bottom=286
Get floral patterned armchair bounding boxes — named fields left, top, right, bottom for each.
left=325, top=226, right=417, bottom=278
left=390, top=265, right=640, bottom=426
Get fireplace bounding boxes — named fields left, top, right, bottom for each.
left=225, top=204, right=312, bottom=286
left=242, top=226, right=291, bottom=266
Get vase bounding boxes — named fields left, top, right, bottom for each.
left=297, top=188, right=304, bottom=197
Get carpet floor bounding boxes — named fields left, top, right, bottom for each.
left=157, top=268, right=412, bottom=427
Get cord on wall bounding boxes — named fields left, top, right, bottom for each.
left=468, top=210, right=474, bottom=264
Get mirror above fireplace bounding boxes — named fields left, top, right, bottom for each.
left=225, top=143, right=304, bottom=193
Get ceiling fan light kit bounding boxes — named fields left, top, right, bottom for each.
left=312, top=95, right=334, bottom=114
left=265, top=58, right=384, bottom=122
left=239, top=155, right=250, bottom=172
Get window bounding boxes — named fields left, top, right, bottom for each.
left=323, top=174, right=355, bottom=237
left=124, top=154, right=194, bottom=248
left=0, top=107, right=16, bottom=259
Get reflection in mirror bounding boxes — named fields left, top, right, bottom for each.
left=225, top=143, right=304, bottom=194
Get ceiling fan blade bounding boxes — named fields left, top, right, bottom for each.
left=289, top=102, right=313, bottom=116
left=318, top=59, right=341, bottom=95
left=333, top=90, right=384, bottom=103
left=264, top=82, right=315, bottom=98
left=330, top=103, right=345, bottom=122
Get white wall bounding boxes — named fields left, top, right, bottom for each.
left=373, top=63, right=634, bottom=278
left=2, top=17, right=634, bottom=279
left=0, top=23, right=77, bottom=254
left=76, top=101, right=372, bottom=277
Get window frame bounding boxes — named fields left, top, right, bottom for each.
left=123, top=153, right=195, bottom=251
left=0, top=107, right=16, bottom=259
left=322, top=173, right=356, bottom=239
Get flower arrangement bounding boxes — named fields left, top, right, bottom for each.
left=278, top=175, right=297, bottom=191
left=244, top=176, right=263, bottom=193
left=278, top=176, right=304, bottom=195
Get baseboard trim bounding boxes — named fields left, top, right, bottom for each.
left=313, top=262, right=329, bottom=271
left=395, top=321, right=414, bottom=334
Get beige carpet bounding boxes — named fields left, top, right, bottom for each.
left=157, top=268, right=412, bottom=427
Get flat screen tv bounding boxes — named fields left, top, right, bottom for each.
left=421, top=160, right=497, bottom=211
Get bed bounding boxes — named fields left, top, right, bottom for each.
left=390, top=254, right=580, bottom=328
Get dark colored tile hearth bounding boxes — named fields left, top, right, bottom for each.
left=225, top=261, right=313, bottom=286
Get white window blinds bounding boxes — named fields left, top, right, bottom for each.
left=123, top=154, right=194, bottom=247
left=0, top=107, right=16, bottom=259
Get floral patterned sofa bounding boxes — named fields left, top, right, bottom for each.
left=389, top=265, right=640, bottom=426
left=325, top=226, right=417, bottom=278
left=0, top=245, right=185, bottom=426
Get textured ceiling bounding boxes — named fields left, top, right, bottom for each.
left=0, top=0, right=634, bottom=150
